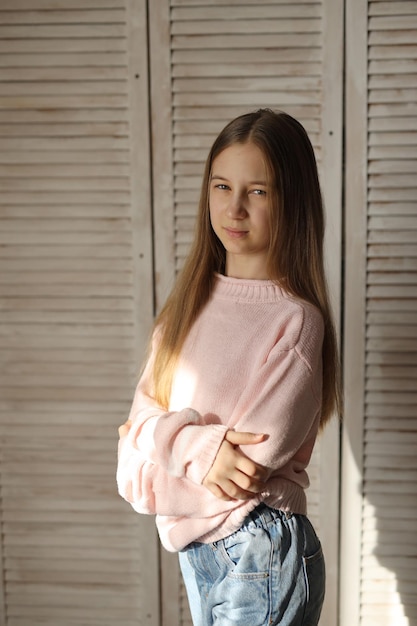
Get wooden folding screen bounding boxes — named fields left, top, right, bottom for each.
left=342, top=1, right=417, bottom=625
left=148, top=1, right=344, bottom=624
left=0, top=1, right=159, bottom=624
left=4, top=1, right=414, bottom=625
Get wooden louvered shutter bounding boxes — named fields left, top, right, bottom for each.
left=149, top=1, right=344, bottom=624
left=342, top=0, right=417, bottom=625
left=0, top=1, right=159, bottom=625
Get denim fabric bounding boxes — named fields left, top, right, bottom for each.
left=179, top=504, right=325, bottom=626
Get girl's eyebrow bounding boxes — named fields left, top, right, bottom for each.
left=211, top=174, right=268, bottom=186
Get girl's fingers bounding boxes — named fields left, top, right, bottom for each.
left=225, top=430, right=267, bottom=446
left=208, top=483, right=234, bottom=501
left=206, top=468, right=266, bottom=501
left=235, top=455, right=270, bottom=483
left=221, top=476, right=261, bottom=500
left=233, top=468, right=266, bottom=494
left=118, top=419, right=132, bottom=438
left=207, top=480, right=249, bottom=502
left=225, top=429, right=270, bottom=479
left=202, top=430, right=271, bottom=500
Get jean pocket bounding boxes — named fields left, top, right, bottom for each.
left=302, top=544, right=326, bottom=625
left=219, top=527, right=271, bottom=580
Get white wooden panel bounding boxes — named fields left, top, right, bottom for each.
left=0, top=1, right=158, bottom=624
left=150, top=1, right=343, bottom=625
left=365, top=13, right=417, bottom=626
left=343, top=1, right=417, bottom=625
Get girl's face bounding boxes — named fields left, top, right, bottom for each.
left=209, top=142, right=271, bottom=279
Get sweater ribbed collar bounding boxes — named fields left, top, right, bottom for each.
left=213, top=273, right=287, bottom=303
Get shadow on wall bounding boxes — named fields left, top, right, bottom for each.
left=359, top=328, right=417, bottom=624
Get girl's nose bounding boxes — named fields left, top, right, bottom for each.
left=227, top=193, right=247, bottom=219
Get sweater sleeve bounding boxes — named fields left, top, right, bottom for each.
left=116, top=340, right=228, bottom=515
left=228, top=305, right=324, bottom=471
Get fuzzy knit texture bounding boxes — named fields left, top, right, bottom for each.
left=117, top=273, right=324, bottom=552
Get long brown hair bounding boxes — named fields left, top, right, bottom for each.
left=151, top=109, right=342, bottom=427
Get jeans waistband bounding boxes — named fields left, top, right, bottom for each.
left=242, top=503, right=294, bottom=531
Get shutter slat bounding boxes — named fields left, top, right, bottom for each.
left=173, top=91, right=321, bottom=107
left=0, top=67, right=127, bottom=81
left=369, top=159, right=417, bottom=173
left=369, top=59, right=417, bottom=74
left=369, top=2, right=417, bottom=17
left=369, top=44, right=417, bottom=59
left=369, top=29, right=417, bottom=44
left=368, top=259, right=417, bottom=273
left=0, top=52, right=127, bottom=67
left=173, top=76, right=320, bottom=92
left=0, top=0, right=125, bottom=8
left=173, top=62, right=321, bottom=78
left=172, top=5, right=321, bottom=19
left=368, top=271, right=417, bottom=285
left=0, top=9, right=126, bottom=24
left=369, top=15, right=417, bottom=30
left=170, top=0, right=319, bottom=5
left=0, top=38, right=127, bottom=53
left=173, top=47, right=322, bottom=63
left=0, top=24, right=126, bottom=38
left=368, top=229, right=417, bottom=243
left=368, top=243, right=417, bottom=257
left=172, top=33, right=321, bottom=49
left=171, top=18, right=321, bottom=35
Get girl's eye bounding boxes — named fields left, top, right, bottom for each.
left=215, top=184, right=230, bottom=191
left=251, top=189, right=267, bottom=196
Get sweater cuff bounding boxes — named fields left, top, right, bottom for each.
left=185, top=424, right=228, bottom=485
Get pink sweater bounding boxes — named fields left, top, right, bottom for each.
left=117, top=274, right=323, bottom=552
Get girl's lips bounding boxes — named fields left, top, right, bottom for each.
left=224, top=227, right=248, bottom=239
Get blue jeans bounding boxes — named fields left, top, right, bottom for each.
left=179, top=504, right=325, bottom=626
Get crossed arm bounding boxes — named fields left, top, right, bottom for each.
left=119, top=420, right=269, bottom=502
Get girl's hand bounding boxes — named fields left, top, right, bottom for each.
left=202, top=430, right=270, bottom=501
left=118, top=419, right=132, bottom=438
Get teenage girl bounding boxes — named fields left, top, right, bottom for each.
left=117, top=109, right=342, bottom=626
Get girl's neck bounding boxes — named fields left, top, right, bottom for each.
left=225, top=255, right=270, bottom=280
